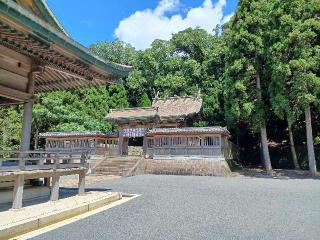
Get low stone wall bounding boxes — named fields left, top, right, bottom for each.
left=138, top=158, right=231, bottom=176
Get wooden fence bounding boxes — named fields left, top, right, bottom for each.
left=0, top=150, right=88, bottom=172
left=153, top=146, right=222, bottom=158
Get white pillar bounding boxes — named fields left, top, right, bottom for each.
left=12, top=175, right=24, bottom=209
left=78, top=170, right=86, bottom=195
left=50, top=174, right=60, bottom=201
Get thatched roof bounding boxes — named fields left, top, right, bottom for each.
left=105, top=95, right=202, bottom=123
left=153, top=95, right=202, bottom=120
left=106, top=107, right=158, bottom=122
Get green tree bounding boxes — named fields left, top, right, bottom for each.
left=269, top=0, right=320, bottom=176
left=0, top=106, right=22, bottom=150
left=138, top=92, right=152, bottom=107
left=89, top=40, right=137, bottom=65
left=89, top=40, right=140, bottom=105
left=129, top=28, right=227, bottom=126
left=224, top=0, right=274, bottom=174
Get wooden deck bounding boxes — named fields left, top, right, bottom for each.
left=0, top=150, right=89, bottom=209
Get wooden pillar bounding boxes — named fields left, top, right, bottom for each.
left=12, top=175, right=24, bottom=209
left=50, top=174, right=60, bottom=201
left=20, top=71, right=37, bottom=151
left=143, top=135, right=147, bottom=157
left=20, top=100, right=34, bottom=151
left=44, top=177, right=50, bottom=187
left=118, top=129, right=124, bottom=156
left=78, top=170, right=86, bottom=195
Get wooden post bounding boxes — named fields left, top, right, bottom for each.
left=12, top=175, right=24, bottom=209
left=143, top=135, right=147, bottom=157
left=20, top=71, right=36, bottom=152
left=118, top=129, right=124, bottom=156
left=44, top=177, right=50, bottom=187
left=50, top=174, right=60, bottom=201
left=38, top=152, right=44, bottom=166
left=78, top=170, right=86, bottom=195
left=18, top=155, right=26, bottom=170
left=80, top=152, right=86, bottom=164
left=20, top=100, right=34, bottom=151
left=53, top=153, right=59, bottom=169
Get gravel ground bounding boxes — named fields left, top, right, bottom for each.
left=32, top=175, right=320, bottom=240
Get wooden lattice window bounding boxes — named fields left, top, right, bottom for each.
left=64, top=140, right=70, bottom=148
left=187, top=137, right=201, bottom=146
left=202, top=136, right=220, bottom=147
left=147, top=139, right=154, bottom=148
left=171, top=137, right=186, bottom=146
left=160, top=137, right=170, bottom=146
left=154, top=138, right=160, bottom=147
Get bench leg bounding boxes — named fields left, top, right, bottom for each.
left=12, top=175, right=24, bottom=209
left=50, top=175, right=60, bottom=201
left=78, top=171, right=86, bottom=195
left=44, top=177, right=50, bottom=187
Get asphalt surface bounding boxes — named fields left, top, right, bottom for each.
left=32, top=175, right=320, bottom=240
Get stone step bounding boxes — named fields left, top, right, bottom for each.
left=96, top=167, right=130, bottom=171
left=97, top=163, right=134, bottom=167
left=93, top=157, right=141, bottom=176
left=98, top=163, right=138, bottom=167
left=101, top=163, right=138, bottom=166
left=100, top=159, right=140, bottom=163
left=98, top=163, right=137, bottom=166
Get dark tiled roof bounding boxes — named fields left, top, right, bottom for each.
left=15, top=0, right=69, bottom=35
left=39, top=131, right=118, bottom=138
left=147, top=126, right=230, bottom=135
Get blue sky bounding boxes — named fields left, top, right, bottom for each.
left=47, top=0, right=238, bottom=49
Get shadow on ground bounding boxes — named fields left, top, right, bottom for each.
left=233, top=168, right=320, bottom=180
left=0, top=187, right=112, bottom=212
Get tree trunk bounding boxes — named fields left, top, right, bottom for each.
left=260, top=121, right=272, bottom=174
left=288, top=121, right=300, bottom=170
left=256, top=73, right=272, bottom=174
left=305, top=104, right=317, bottom=176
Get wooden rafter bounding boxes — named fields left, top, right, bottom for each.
left=0, top=20, right=117, bottom=93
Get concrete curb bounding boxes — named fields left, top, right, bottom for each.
left=0, top=192, right=122, bottom=240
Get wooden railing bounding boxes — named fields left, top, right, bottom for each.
left=153, top=146, right=223, bottom=158
left=0, top=150, right=88, bottom=172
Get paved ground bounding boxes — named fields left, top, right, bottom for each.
left=0, top=192, right=119, bottom=229
left=32, top=175, right=320, bottom=240
left=59, top=174, right=121, bottom=188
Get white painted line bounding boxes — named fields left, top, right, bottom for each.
left=11, top=194, right=140, bottom=240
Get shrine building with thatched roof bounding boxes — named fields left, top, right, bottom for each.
left=105, top=95, right=234, bottom=162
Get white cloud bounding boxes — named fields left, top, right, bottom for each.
left=115, top=0, right=230, bottom=50
left=221, top=13, right=233, bottom=25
